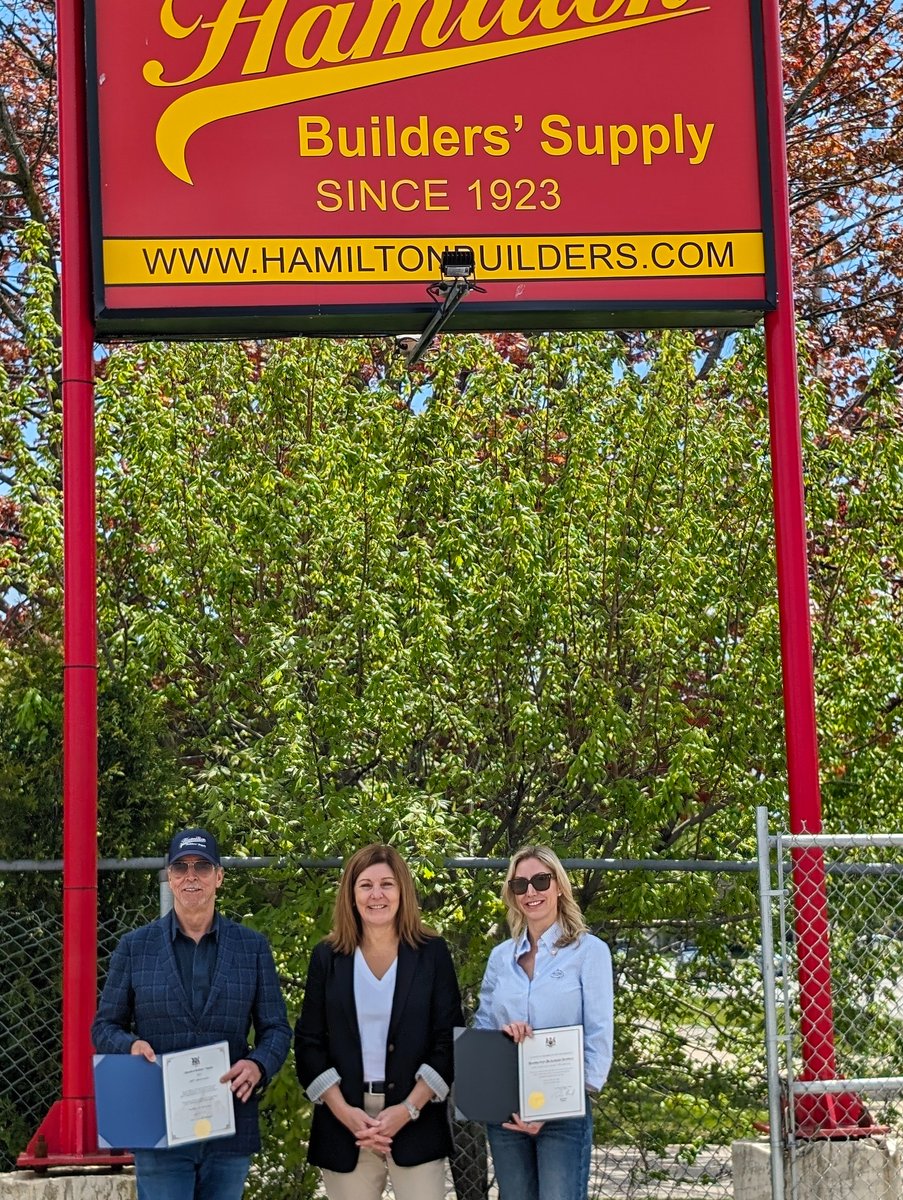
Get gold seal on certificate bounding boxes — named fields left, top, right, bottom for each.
left=162, top=1042, right=236, bottom=1147
left=518, top=1025, right=585, bottom=1121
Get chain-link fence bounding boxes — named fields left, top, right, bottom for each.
left=758, top=813, right=903, bottom=1200
left=0, top=852, right=791, bottom=1198
left=0, top=869, right=161, bottom=1174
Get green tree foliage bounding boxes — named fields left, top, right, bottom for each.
left=0, top=233, right=173, bottom=865
left=3, top=241, right=903, bottom=1186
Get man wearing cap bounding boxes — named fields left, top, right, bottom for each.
left=92, top=828, right=292, bottom=1199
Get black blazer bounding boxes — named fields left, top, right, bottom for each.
left=295, top=935, right=463, bottom=1172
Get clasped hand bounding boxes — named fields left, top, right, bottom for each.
left=344, top=1102, right=412, bottom=1154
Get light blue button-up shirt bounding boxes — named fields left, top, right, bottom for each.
left=473, top=922, right=614, bottom=1091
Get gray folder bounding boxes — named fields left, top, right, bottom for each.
left=453, top=1028, right=519, bottom=1123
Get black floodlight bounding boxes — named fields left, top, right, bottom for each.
left=405, top=246, right=483, bottom=367
left=440, top=246, right=476, bottom=280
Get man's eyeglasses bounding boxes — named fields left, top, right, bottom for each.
left=508, top=872, right=553, bottom=896
left=168, top=860, right=216, bottom=877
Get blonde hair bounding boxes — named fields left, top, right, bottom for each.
left=502, top=845, right=587, bottom=947
left=327, top=844, right=431, bottom=955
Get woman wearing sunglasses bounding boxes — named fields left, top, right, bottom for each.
left=474, top=845, right=613, bottom=1200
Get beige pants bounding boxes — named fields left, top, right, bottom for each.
left=320, top=1094, right=448, bottom=1200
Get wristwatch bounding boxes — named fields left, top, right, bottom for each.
left=403, top=1099, right=421, bottom=1121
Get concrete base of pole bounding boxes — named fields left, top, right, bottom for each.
left=0, top=1172, right=135, bottom=1199
left=733, top=1136, right=903, bottom=1198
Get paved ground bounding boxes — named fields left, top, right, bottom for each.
left=325, top=1143, right=737, bottom=1199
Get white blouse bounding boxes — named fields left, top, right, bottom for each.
left=354, top=948, right=398, bottom=1082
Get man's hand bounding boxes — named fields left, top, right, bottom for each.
left=221, top=1058, right=263, bottom=1103
left=130, top=1040, right=156, bottom=1062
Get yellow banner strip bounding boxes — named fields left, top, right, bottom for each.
left=104, top=233, right=764, bottom=286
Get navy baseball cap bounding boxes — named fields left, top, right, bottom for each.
left=167, top=828, right=221, bottom=867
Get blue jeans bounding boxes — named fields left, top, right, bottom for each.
left=487, top=1099, right=593, bottom=1200
left=133, top=1144, right=251, bottom=1200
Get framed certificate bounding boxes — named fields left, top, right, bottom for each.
left=94, top=1041, right=236, bottom=1149
left=518, top=1025, right=585, bottom=1121
left=162, top=1042, right=236, bottom=1147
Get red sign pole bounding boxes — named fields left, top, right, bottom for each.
left=17, top=0, right=121, bottom=1168
left=760, top=0, right=871, bottom=1138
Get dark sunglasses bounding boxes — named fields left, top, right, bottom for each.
left=508, top=872, right=553, bottom=896
left=169, top=860, right=216, bottom=877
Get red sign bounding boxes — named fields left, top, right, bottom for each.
left=86, top=0, right=775, bottom=337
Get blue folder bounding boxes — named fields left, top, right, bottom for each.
left=93, top=1054, right=168, bottom=1149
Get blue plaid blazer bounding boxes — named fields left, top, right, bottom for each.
left=91, top=911, right=291, bottom=1155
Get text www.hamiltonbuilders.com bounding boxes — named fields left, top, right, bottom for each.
left=103, top=234, right=764, bottom=286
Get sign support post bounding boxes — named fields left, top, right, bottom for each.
left=760, top=0, right=872, bottom=1138
left=17, top=0, right=123, bottom=1168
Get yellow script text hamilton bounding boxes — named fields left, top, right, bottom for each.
left=142, top=0, right=710, bottom=183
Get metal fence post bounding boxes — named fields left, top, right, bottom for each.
left=757, top=805, right=786, bottom=1200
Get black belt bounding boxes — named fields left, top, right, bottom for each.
left=363, top=1081, right=386, bottom=1094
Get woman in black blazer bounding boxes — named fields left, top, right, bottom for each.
left=295, top=844, right=463, bottom=1200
